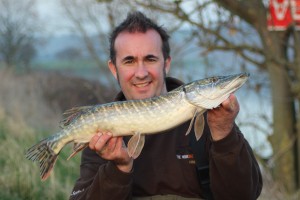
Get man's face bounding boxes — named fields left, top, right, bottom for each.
left=108, top=29, right=171, bottom=100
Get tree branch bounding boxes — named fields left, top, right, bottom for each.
left=213, top=0, right=267, bottom=27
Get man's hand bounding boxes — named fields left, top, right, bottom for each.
left=207, top=94, right=239, bottom=141
left=89, top=131, right=133, bottom=173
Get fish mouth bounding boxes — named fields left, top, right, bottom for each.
left=221, top=73, right=249, bottom=92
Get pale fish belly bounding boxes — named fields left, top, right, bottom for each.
left=65, top=116, right=105, bottom=144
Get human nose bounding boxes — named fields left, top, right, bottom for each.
left=135, top=62, right=148, bottom=79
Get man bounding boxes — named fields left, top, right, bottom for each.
left=70, top=11, right=262, bottom=200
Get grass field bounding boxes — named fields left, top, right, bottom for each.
left=0, top=121, right=81, bottom=200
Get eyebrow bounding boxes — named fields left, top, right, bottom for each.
left=145, top=54, right=159, bottom=60
left=121, top=54, right=159, bottom=63
left=121, top=56, right=135, bottom=63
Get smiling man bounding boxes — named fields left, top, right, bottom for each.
left=108, top=29, right=171, bottom=100
left=69, top=11, right=262, bottom=200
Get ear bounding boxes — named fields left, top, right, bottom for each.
left=108, top=60, right=118, bottom=80
left=164, top=56, right=171, bottom=75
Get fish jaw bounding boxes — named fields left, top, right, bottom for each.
left=184, top=73, right=249, bottom=109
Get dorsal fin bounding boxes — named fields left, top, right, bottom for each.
left=60, top=106, right=93, bottom=128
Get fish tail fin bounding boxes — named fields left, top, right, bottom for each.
left=25, top=137, right=60, bottom=181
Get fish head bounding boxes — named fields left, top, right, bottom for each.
left=185, top=73, right=249, bottom=109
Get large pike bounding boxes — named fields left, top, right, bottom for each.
left=25, top=73, right=249, bottom=181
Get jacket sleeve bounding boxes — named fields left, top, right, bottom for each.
left=69, top=148, right=132, bottom=200
left=209, top=125, right=263, bottom=200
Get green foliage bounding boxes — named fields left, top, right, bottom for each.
left=0, top=120, right=81, bottom=200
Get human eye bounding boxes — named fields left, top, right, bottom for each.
left=122, top=56, right=135, bottom=65
left=145, top=55, right=158, bottom=63
left=124, top=59, right=134, bottom=64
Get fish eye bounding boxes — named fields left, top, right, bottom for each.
left=211, top=77, right=218, bottom=82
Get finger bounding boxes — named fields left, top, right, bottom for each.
left=89, top=132, right=103, bottom=150
left=94, top=132, right=113, bottom=152
left=105, top=136, right=118, bottom=152
left=221, top=94, right=237, bottom=111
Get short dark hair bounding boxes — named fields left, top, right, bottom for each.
left=109, top=11, right=170, bottom=65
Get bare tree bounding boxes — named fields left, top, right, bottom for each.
left=133, top=0, right=300, bottom=193
left=58, top=0, right=135, bottom=85
left=17, top=42, right=36, bottom=72
left=0, top=0, right=39, bottom=69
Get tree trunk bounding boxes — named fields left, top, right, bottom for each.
left=294, top=30, right=300, bottom=190
left=268, top=62, right=296, bottom=192
left=296, top=100, right=300, bottom=189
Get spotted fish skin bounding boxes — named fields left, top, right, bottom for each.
left=25, top=73, right=249, bottom=181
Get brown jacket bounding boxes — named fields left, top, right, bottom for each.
left=69, top=77, right=262, bottom=200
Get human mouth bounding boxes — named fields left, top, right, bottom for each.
left=134, top=82, right=151, bottom=88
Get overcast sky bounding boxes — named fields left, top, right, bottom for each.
left=34, top=0, right=197, bottom=36
left=36, top=0, right=73, bottom=36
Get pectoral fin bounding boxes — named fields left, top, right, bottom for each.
left=194, top=114, right=205, bottom=141
left=185, top=110, right=198, bottom=136
left=127, top=133, right=145, bottom=159
left=185, top=109, right=205, bottom=137
left=67, top=142, right=88, bottom=160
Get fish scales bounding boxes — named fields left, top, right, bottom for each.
left=90, top=91, right=194, bottom=136
left=25, top=73, right=249, bottom=181
left=57, top=92, right=192, bottom=149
